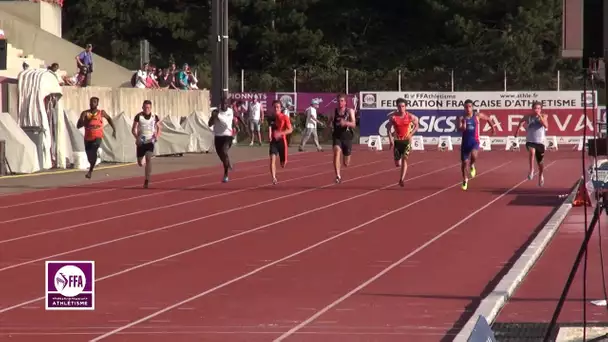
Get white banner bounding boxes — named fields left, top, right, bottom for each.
left=359, top=91, right=597, bottom=110
left=359, top=136, right=584, bottom=146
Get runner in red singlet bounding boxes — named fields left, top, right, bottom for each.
left=385, top=98, right=419, bottom=187
left=76, top=97, right=116, bottom=179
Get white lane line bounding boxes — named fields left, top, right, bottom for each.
left=0, top=159, right=333, bottom=225
left=272, top=161, right=557, bottom=341
left=0, top=160, right=443, bottom=314
left=0, top=159, right=396, bottom=265
left=86, top=161, right=511, bottom=341
left=0, top=152, right=323, bottom=209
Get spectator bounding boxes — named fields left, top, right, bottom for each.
left=176, top=63, right=190, bottom=90
left=62, top=66, right=87, bottom=86
left=146, top=64, right=160, bottom=88
left=47, top=63, right=62, bottom=84
left=134, top=63, right=148, bottom=89
left=48, top=63, right=59, bottom=72
left=188, top=70, right=199, bottom=89
left=156, top=68, right=170, bottom=89
left=167, top=63, right=178, bottom=89
left=75, top=44, right=93, bottom=86
left=130, top=61, right=201, bottom=91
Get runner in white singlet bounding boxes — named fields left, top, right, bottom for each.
left=514, top=101, right=548, bottom=186
left=131, top=100, right=160, bottom=188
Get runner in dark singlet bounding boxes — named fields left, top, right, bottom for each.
left=76, top=97, right=116, bottom=179
left=330, top=93, right=356, bottom=183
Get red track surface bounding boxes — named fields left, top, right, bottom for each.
left=497, top=205, right=608, bottom=324
left=0, top=150, right=582, bottom=341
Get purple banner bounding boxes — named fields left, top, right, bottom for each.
left=229, top=92, right=359, bottom=114
left=294, top=93, right=358, bottom=114
left=228, top=92, right=275, bottom=112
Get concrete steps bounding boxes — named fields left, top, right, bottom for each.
left=0, top=42, right=67, bottom=79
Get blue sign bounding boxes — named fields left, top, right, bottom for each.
left=468, top=315, right=497, bottom=342
left=359, top=109, right=464, bottom=138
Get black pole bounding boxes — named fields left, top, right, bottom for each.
left=221, top=0, right=229, bottom=100
left=543, top=195, right=605, bottom=341
left=604, top=0, right=608, bottom=143
left=210, top=0, right=221, bottom=107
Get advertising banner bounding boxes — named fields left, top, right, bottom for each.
left=358, top=91, right=598, bottom=145
left=229, top=92, right=357, bottom=115
left=228, top=92, right=275, bottom=112
left=295, top=93, right=359, bottom=114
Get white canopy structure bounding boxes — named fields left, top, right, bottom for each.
left=100, top=112, right=137, bottom=163
left=0, top=112, right=40, bottom=174
left=181, top=111, right=214, bottom=153
left=155, top=115, right=192, bottom=156
left=17, top=68, right=69, bottom=170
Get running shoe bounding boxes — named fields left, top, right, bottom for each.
left=222, top=176, right=229, bottom=183
left=461, top=180, right=468, bottom=191
left=335, top=176, right=342, bottom=184
left=539, top=174, right=544, bottom=187
left=470, top=166, right=476, bottom=178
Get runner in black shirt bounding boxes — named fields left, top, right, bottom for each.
left=330, top=93, right=356, bottom=183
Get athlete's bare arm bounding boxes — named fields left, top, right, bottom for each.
left=76, top=111, right=88, bottom=129
left=284, top=118, right=294, bottom=137
left=477, top=112, right=496, bottom=135
left=207, top=109, right=219, bottom=127
left=327, top=111, right=334, bottom=130
left=101, top=110, right=117, bottom=137
left=131, top=116, right=140, bottom=142
left=458, top=116, right=466, bottom=131
left=268, top=119, right=274, bottom=141
left=406, top=113, right=419, bottom=139
left=343, top=108, right=357, bottom=128
left=538, top=113, right=549, bottom=129
left=385, top=114, right=395, bottom=146
left=154, top=116, right=161, bottom=140
left=514, top=114, right=529, bottom=137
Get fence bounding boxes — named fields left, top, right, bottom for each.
left=217, top=68, right=588, bottom=95
left=58, top=87, right=210, bottom=122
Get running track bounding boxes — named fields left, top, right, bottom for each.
left=0, top=149, right=582, bottom=341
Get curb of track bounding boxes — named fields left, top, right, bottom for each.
left=454, top=178, right=582, bottom=341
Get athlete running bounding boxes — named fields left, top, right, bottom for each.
left=209, top=98, right=235, bottom=183
left=514, top=101, right=548, bottom=186
left=330, top=93, right=356, bottom=183
left=131, top=100, right=160, bottom=188
left=385, top=98, right=419, bottom=186
left=267, top=100, right=293, bottom=184
left=76, top=97, right=116, bottom=179
left=459, top=99, right=496, bottom=190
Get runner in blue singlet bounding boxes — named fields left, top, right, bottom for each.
left=459, top=99, right=496, bottom=190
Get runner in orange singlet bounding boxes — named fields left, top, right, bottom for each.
left=267, top=100, right=293, bottom=184
left=76, top=97, right=116, bottom=179
left=385, top=98, right=419, bottom=187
